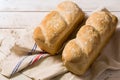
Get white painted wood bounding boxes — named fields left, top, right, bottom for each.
left=0, top=0, right=119, bottom=11
left=0, top=12, right=48, bottom=28
left=0, top=12, right=119, bottom=29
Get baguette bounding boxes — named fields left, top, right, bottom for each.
left=62, top=9, right=118, bottom=75
left=33, top=1, right=84, bottom=55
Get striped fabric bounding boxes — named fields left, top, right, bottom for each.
left=10, top=43, right=49, bottom=77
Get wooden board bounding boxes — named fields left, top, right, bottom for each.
left=0, top=12, right=119, bottom=29
left=0, top=0, right=120, bottom=11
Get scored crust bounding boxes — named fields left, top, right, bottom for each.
left=86, top=11, right=112, bottom=42
left=40, top=11, right=67, bottom=45
left=62, top=9, right=118, bottom=75
left=33, top=1, right=84, bottom=55
left=56, top=1, right=84, bottom=25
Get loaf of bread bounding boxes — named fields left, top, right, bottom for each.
left=33, top=1, right=84, bottom=55
left=62, top=9, right=118, bottom=75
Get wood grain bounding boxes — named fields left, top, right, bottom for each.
left=0, top=12, right=119, bottom=28
left=0, top=12, right=48, bottom=28
left=0, top=0, right=119, bottom=12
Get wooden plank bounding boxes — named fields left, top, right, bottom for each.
left=0, top=12, right=119, bottom=29
left=0, top=0, right=119, bottom=12
left=0, top=12, right=48, bottom=28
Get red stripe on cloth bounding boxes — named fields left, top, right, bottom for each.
left=31, top=54, right=43, bottom=65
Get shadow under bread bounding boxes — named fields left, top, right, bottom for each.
left=57, top=14, right=89, bottom=55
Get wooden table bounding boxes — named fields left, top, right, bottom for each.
left=0, top=0, right=120, bottom=80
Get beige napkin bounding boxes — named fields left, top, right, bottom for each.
left=22, top=55, right=68, bottom=80
left=0, top=29, right=68, bottom=80
left=0, top=8, right=120, bottom=80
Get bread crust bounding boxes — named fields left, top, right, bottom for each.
left=62, top=9, right=118, bottom=75
left=33, top=1, right=84, bottom=55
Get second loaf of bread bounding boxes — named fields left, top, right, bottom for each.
left=62, top=8, right=118, bottom=75
left=33, top=1, right=84, bottom=55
